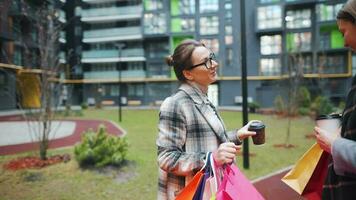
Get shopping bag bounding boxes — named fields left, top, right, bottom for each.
left=216, top=163, right=265, bottom=200
left=175, top=171, right=204, bottom=200
left=281, top=143, right=330, bottom=199
left=302, top=151, right=329, bottom=200
left=176, top=152, right=212, bottom=200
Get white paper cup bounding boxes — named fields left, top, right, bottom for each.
left=315, top=114, right=342, bottom=135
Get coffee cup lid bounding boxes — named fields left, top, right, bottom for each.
left=316, top=113, right=342, bottom=120
left=249, top=121, right=265, bottom=130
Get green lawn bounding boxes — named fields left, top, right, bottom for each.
left=0, top=109, right=316, bottom=200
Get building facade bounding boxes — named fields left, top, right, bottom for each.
left=0, top=0, right=354, bottom=110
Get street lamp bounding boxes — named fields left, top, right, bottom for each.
left=240, top=0, right=250, bottom=169
left=115, top=43, right=125, bottom=122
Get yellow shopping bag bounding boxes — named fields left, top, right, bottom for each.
left=281, top=143, right=329, bottom=199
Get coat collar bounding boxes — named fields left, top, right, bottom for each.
left=178, top=83, right=210, bottom=105
left=178, top=83, right=228, bottom=143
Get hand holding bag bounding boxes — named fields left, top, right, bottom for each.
left=216, top=163, right=265, bottom=200
left=176, top=152, right=212, bottom=200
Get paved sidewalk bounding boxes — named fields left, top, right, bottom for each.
left=253, top=166, right=306, bottom=200
left=0, top=119, right=125, bottom=155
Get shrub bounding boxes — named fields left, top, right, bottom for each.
left=74, top=125, right=128, bottom=167
left=297, top=87, right=311, bottom=108
left=310, top=96, right=334, bottom=116
left=248, top=101, right=260, bottom=113
left=298, top=107, right=310, bottom=116
left=274, top=95, right=285, bottom=114
left=81, top=102, right=88, bottom=110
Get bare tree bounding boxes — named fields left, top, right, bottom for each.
left=14, top=1, right=64, bottom=160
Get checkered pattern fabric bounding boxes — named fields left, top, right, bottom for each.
left=156, top=83, right=241, bottom=200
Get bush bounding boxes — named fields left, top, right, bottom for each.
left=74, top=125, right=128, bottom=167
left=297, top=87, right=311, bottom=108
left=274, top=95, right=285, bottom=114
left=248, top=101, right=260, bottom=113
left=81, top=102, right=88, bottom=110
left=310, top=96, right=334, bottom=116
left=298, top=107, right=310, bottom=116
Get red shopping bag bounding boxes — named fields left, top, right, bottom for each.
left=216, top=164, right=265, bottom=200
left=302, top=151, right=330, bottom=200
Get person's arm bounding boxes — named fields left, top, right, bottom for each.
left=156, top=98, right=206, bottom=176
left=332, top=137, right=356, bottom=176
left=227, top=120, right=259, bottom=145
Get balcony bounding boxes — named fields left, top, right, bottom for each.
left=83, top=26, right=142, bottom=43
left=59, top=10, right=66, bottom=23
left=81, top=48, right=145, bottom=63
left=59, top=52, right=66, bottom=64
left=59, top=31, right=66, bottom=43
left=84, top=70, right=146, bottom=79
left=81, top=5, right=142, bottom=23
left=82, top=0, right=119, bottom=4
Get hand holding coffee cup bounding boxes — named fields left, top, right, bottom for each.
left=315, top=114, right=341, bottom=137
left=248, top=121, right=266, bottom=145
left=314, top=114, right=342, bottom=153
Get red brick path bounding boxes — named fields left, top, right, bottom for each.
left=0, top=119, right=124, bottom=155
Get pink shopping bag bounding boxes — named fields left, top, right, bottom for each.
left=216, top=164, right=265, bottom=200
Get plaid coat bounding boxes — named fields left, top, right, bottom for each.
left=322, top=75, right=356, bottom=200
left=156, top=83, right=241, bottom=200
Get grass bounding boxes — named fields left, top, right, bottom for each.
left=0, top=109, right=316, bottom=200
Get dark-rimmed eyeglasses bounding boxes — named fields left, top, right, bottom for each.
left=188, top=52, right=217, bottom=70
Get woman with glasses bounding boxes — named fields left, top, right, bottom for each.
left=314, top=0, right=356, bottom=199
left=156, top=39, right=258, bottom=199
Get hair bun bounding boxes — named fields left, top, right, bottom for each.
left=165, top=55, right=174, bottom=66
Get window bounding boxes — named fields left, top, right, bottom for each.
left=171, top=0, right=195, bottom=16
left=260, top=58, right=281, bottom=76
left=257, top=5, right=282, bottom=30
left=259, top=0, right=280, bottom=3
left=226, top=48, right=233, bottom=66
left=286, top=32, right=312, bottom=52
left=225, top=25, right=233, bottom=45
left=260, top=35, right=281, bottom=55
left=109, top=85, right=120, bottom=96
left=318, top=55, right=346, bottom=74
left=144, top=13, right=167, bottom=34
left=0, top=72, right=6, bottom=88
left=200, top=16, right=219, bottom=35
left=286, top=9, right=311, bottom=29
left=128, top=84, right=144, bottom=96
left=13, top=47, right=22, bottom=66
left=171, top=18, right=195, bottom=33
left=146, top=41, right=169, bottom=58
left=317, top=3, right=343, bottom=22
left=200, top=0, right=218, bottom=13
left=289, top=55, right=313, bottom=74
left=201, top=39, right=219, bottom=56
left=127, top=62, right=144, bottom=70
left=144, top=0, right=163, bottom=11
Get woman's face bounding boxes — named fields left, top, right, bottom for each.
left=337, top=19, right=356, bottom=51
left=184, top=46, right=218, bottom=87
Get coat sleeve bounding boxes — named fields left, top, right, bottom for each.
left=156, top=98, right=206, bottom=176
left=332, top=137, right=356, bottom=177
left=226, top=129, right=242, bottom=145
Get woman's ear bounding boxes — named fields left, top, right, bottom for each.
left=183, top=70, right=194, bottom=81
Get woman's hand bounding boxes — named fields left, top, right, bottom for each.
left=314, top=126, right=340, bottom=153
left=213, top=142, right=241, bottom=166
left=237, top=120, right=259, bottom=140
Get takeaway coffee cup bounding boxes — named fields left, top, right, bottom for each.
left=248, top=121, right=266, bottom=145
left=315, top=114, right=342, bottom=135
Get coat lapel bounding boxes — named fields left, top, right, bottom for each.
left=178, top=84, right=228, bottom=143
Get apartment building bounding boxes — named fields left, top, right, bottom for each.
left=0, top=0, right=354, bottom=110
